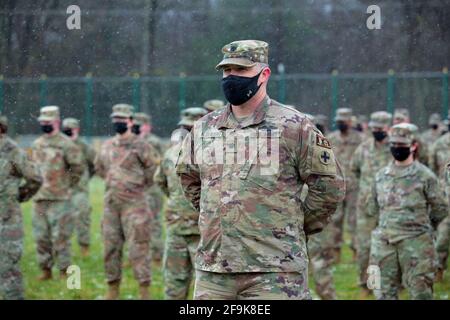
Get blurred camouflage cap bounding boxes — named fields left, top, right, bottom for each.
left=428, top=113, right=441, bottom=125
left=393, top=108, right=410, bottom=121
left=62, top=117, right=79, bottom=129
left=0, top=113, right=7, bottom=127
left=369, top=111, right=392, bottom=128
left=389, top=123, right=418, bottom=145
left=178, top=107, right=208, bottom=126
left=134, top=112, right=151, bottom=125
left=111, top=103, right=134, bottom=118
left=216, top=40, right=269, bottom=70
left=334, top=108, right=353, bottom=121
left=358, top=115, right=368, bottom=123
left=203, top=99, right=225, bottom=112
left=38, top=105, right=60, bottom=121
left=314, top=114, right=328, bottom=126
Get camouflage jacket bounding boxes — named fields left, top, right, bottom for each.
left=368, top=161, right=447, bottom=243
left=95, top=134, right=159, bottom=201
left=421, top=129, right=441, bottom=146
left=429, top=132, right=450, bottom=181
left=145, top=133, right=166, bottom=156
left=154, top=143, right=199, bottom=235
left=176, top=96, right=345, bottom=273
left=73, top=137, right=96, bottom=193
left=327, top=129, right=363, bottom=190
left=350, top=138, right=392, bottom=205
left=0, top=135, right=42, bottom=210
left=32, top=133, right=84, bottom=201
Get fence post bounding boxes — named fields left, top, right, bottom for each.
left=386, top=69, right=395, bottom=114
left=178, top=72, right=186, bottom=112
left=277, top=63, right=286, bottom=103
left=132, top=73, right=141, bottom=112
left=84, top=73, right=93, bottom=141
left=0, top=75, right=3, bottom=113
left=331, top=70, right=339, bottom=130
left=39, top=74, right=48, bottom=106
left=442, top=67, right=449, bottom=119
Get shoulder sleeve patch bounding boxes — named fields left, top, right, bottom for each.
left=310, top=132, right=337, bottom=175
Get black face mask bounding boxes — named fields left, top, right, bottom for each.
left=63, top=128, right=73, bottom=137
left=372, top=131, right=387, bottom=142
left=41, top=124, right=54, bottom=134
left=113, top=122, right=128, bottom=135
left=316, top=124, right=325, bottom=134
left=221, top=70, right=263, bottom=106
left=390, top=146, right=411, bottom=161
left=431, top=124, right=439, bottom=130
left=355, top=124, right=363, bottom=132
left=131, top=124, right=141, bottom=135
left=337, top=122, right=348, bottom=133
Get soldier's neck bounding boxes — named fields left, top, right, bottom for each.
left=395, top=156, right=414, bottom=167
left=117, top=130, right=133, bottom=139
left=231, top=90, right=266, bottom=118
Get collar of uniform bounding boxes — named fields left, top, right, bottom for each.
left=113, top=133, right=136, bottom=146
left=385, top=160, right=418, bottom=177
left=217, top=96, right=270, bottom=130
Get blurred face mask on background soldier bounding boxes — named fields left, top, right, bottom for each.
left=131, top=124, right=141, bottom=135
left=372, top=129, right=388, bottom=142
left=221, top=69, right=263, bottom=105
left=390, top=144, right=411, bottom=161
left=63, top=128, right=73, bottom=136
left=336, top=121, right=348, bottom=133
left=40, top=123, right=54, bottom=134
left=316, top=124, right=325, bottom=134
left=112, top=120, right=128, bottom=135
left=431, top=124, right=439, bottom=130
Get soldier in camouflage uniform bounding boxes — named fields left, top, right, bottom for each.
left=428, top=113, right=450, bottom=282
left=368, top=123, right=447, bottom=299
left=62, top=118, right=96, bottom=257
left=350, top=111, right=392, bottom=297
left=176, top=40, right=345, bottom=300
left=327, top=108, right=363, bottom=262
left=421, top=113, right=442, bottom=144
left=0, top=114, right=42, bottom=299
left=204, top=99, right=225, bottom=114
left=31, top=106, right=84, bottom=280
left=95, top=104, right=159, bottom=300
left=134, top=112, right=165, bottom=262
left=154, top=107, right=207, bottom=300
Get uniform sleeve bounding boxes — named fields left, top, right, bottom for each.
left=367, top=179, right=380, bottom=219
left=94, top=144, right=107, bottom=179
left=85, top=143, right=96, bottom=178
left=139, top=141, right=160, bottom=187
left=350, top=144, right=362, bottom=180
left=418, top=139, right=429, bottom=166
left=65, top=141, right=84, bottom=187
left=427, top=168, right=449, bottom=229
left=297, top=119, right=346, bottom=235
left=176, top=130, right=201, bottom=211
left=154, top=163, right=169, bottom=197
left=428, top=141, right=439, bottom=175
left=13, top=147, right=42, bottom=202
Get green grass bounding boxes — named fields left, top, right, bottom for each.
left=20, top=177, right=449, bottom=300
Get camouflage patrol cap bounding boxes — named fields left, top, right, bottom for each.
left=334, top=108, right=353, bottom=121
left=178, top=107, right=208, bottom=126
left=428, top=113, right=441, bottom=125
left=203, top=99, right=225, bottom=112
left=369, top=111, right=392, bottom=128
left=216, top=40, right=269, bottom=70
left=38, top=106, right=60, bottom=121
left=389, top=123, right=419, bottom=145
left=111, top=103, right=134, bottom=118
left=134, top=112, right=151, bottom=125
left=315, top=114, right=328, bottom=126
left=358, top=115, right=368, bottom=123
left=393, top=108, right=410, bottom=122
left=62, top=118, right=79, bottom=129
left=0, top=113, right=7, bottom=127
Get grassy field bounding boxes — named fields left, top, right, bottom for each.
left=20, top=177, right=449, bottom=300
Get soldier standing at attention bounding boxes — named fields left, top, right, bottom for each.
left=327, top=108, right=363, bottom=262
left=176, top=40, right=345, bottom=300
left=350, top=111, right=392, bottom=298
left=62, top=118, right=96, bottom=257
left=368, top=123, right=447, bottom=299
left=31, top=106, right=84, bottom=280
left=95, top=104, right=159, bottom=300
left=0, top=114, right=42, bottom=299
left=421, top=113, right=442, bottom=144
left=154, top=107, right=207, bottom=300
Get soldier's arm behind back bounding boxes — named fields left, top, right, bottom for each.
left=427, top=166, right=449, bottom=229
left=65, top=140, right=84, bottom=186
left=13, top=146, right=42, bottom=202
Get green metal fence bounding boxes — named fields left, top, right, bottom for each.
left=0, top=69, right=448, bottom=137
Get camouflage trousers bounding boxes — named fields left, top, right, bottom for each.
left=307, top=233, right=337, bottom=300
left=70, top=191, right=91, bottom=247
left=148, top=185, right=165, bottom=261
left=163, top=232, right=199, bottom=299
left=102, top=195, right=152, bottom=285
left=369, top=231, right=436, bottom=300
left=436, top=215, right=449, bottom=272
left=0, top=203, right=24, bottom=300
left=330, top=185, right=358, bottom=253
left=32, top=200, right=73, bottom=271
left=194, top=270, right=312, bottom=300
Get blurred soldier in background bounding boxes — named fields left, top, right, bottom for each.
left=0, top=114, right=42, bottom=299
left=154, top=107, right=207, bottom=300
left=95, top=104, right=159, bottom=300
left=421, top=113, right=442, bottom=144
left=327, top=108, right=363, bottom=262
left=314, top=114, right=328, bottom=135
left=356, top=115, right=370, bottom=140
left=134, top=112, right=165, bottom=263
left=203, top=99, right=225, bottom=114
left=393, top=108, right=410, bottom=125
left=368, top=123, right=447, bottom=300
left=350, top=111, right=392, bottom=298
left=31, top=106, right=84, bottom=280
left=62, top=118, right=96, bottom=257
